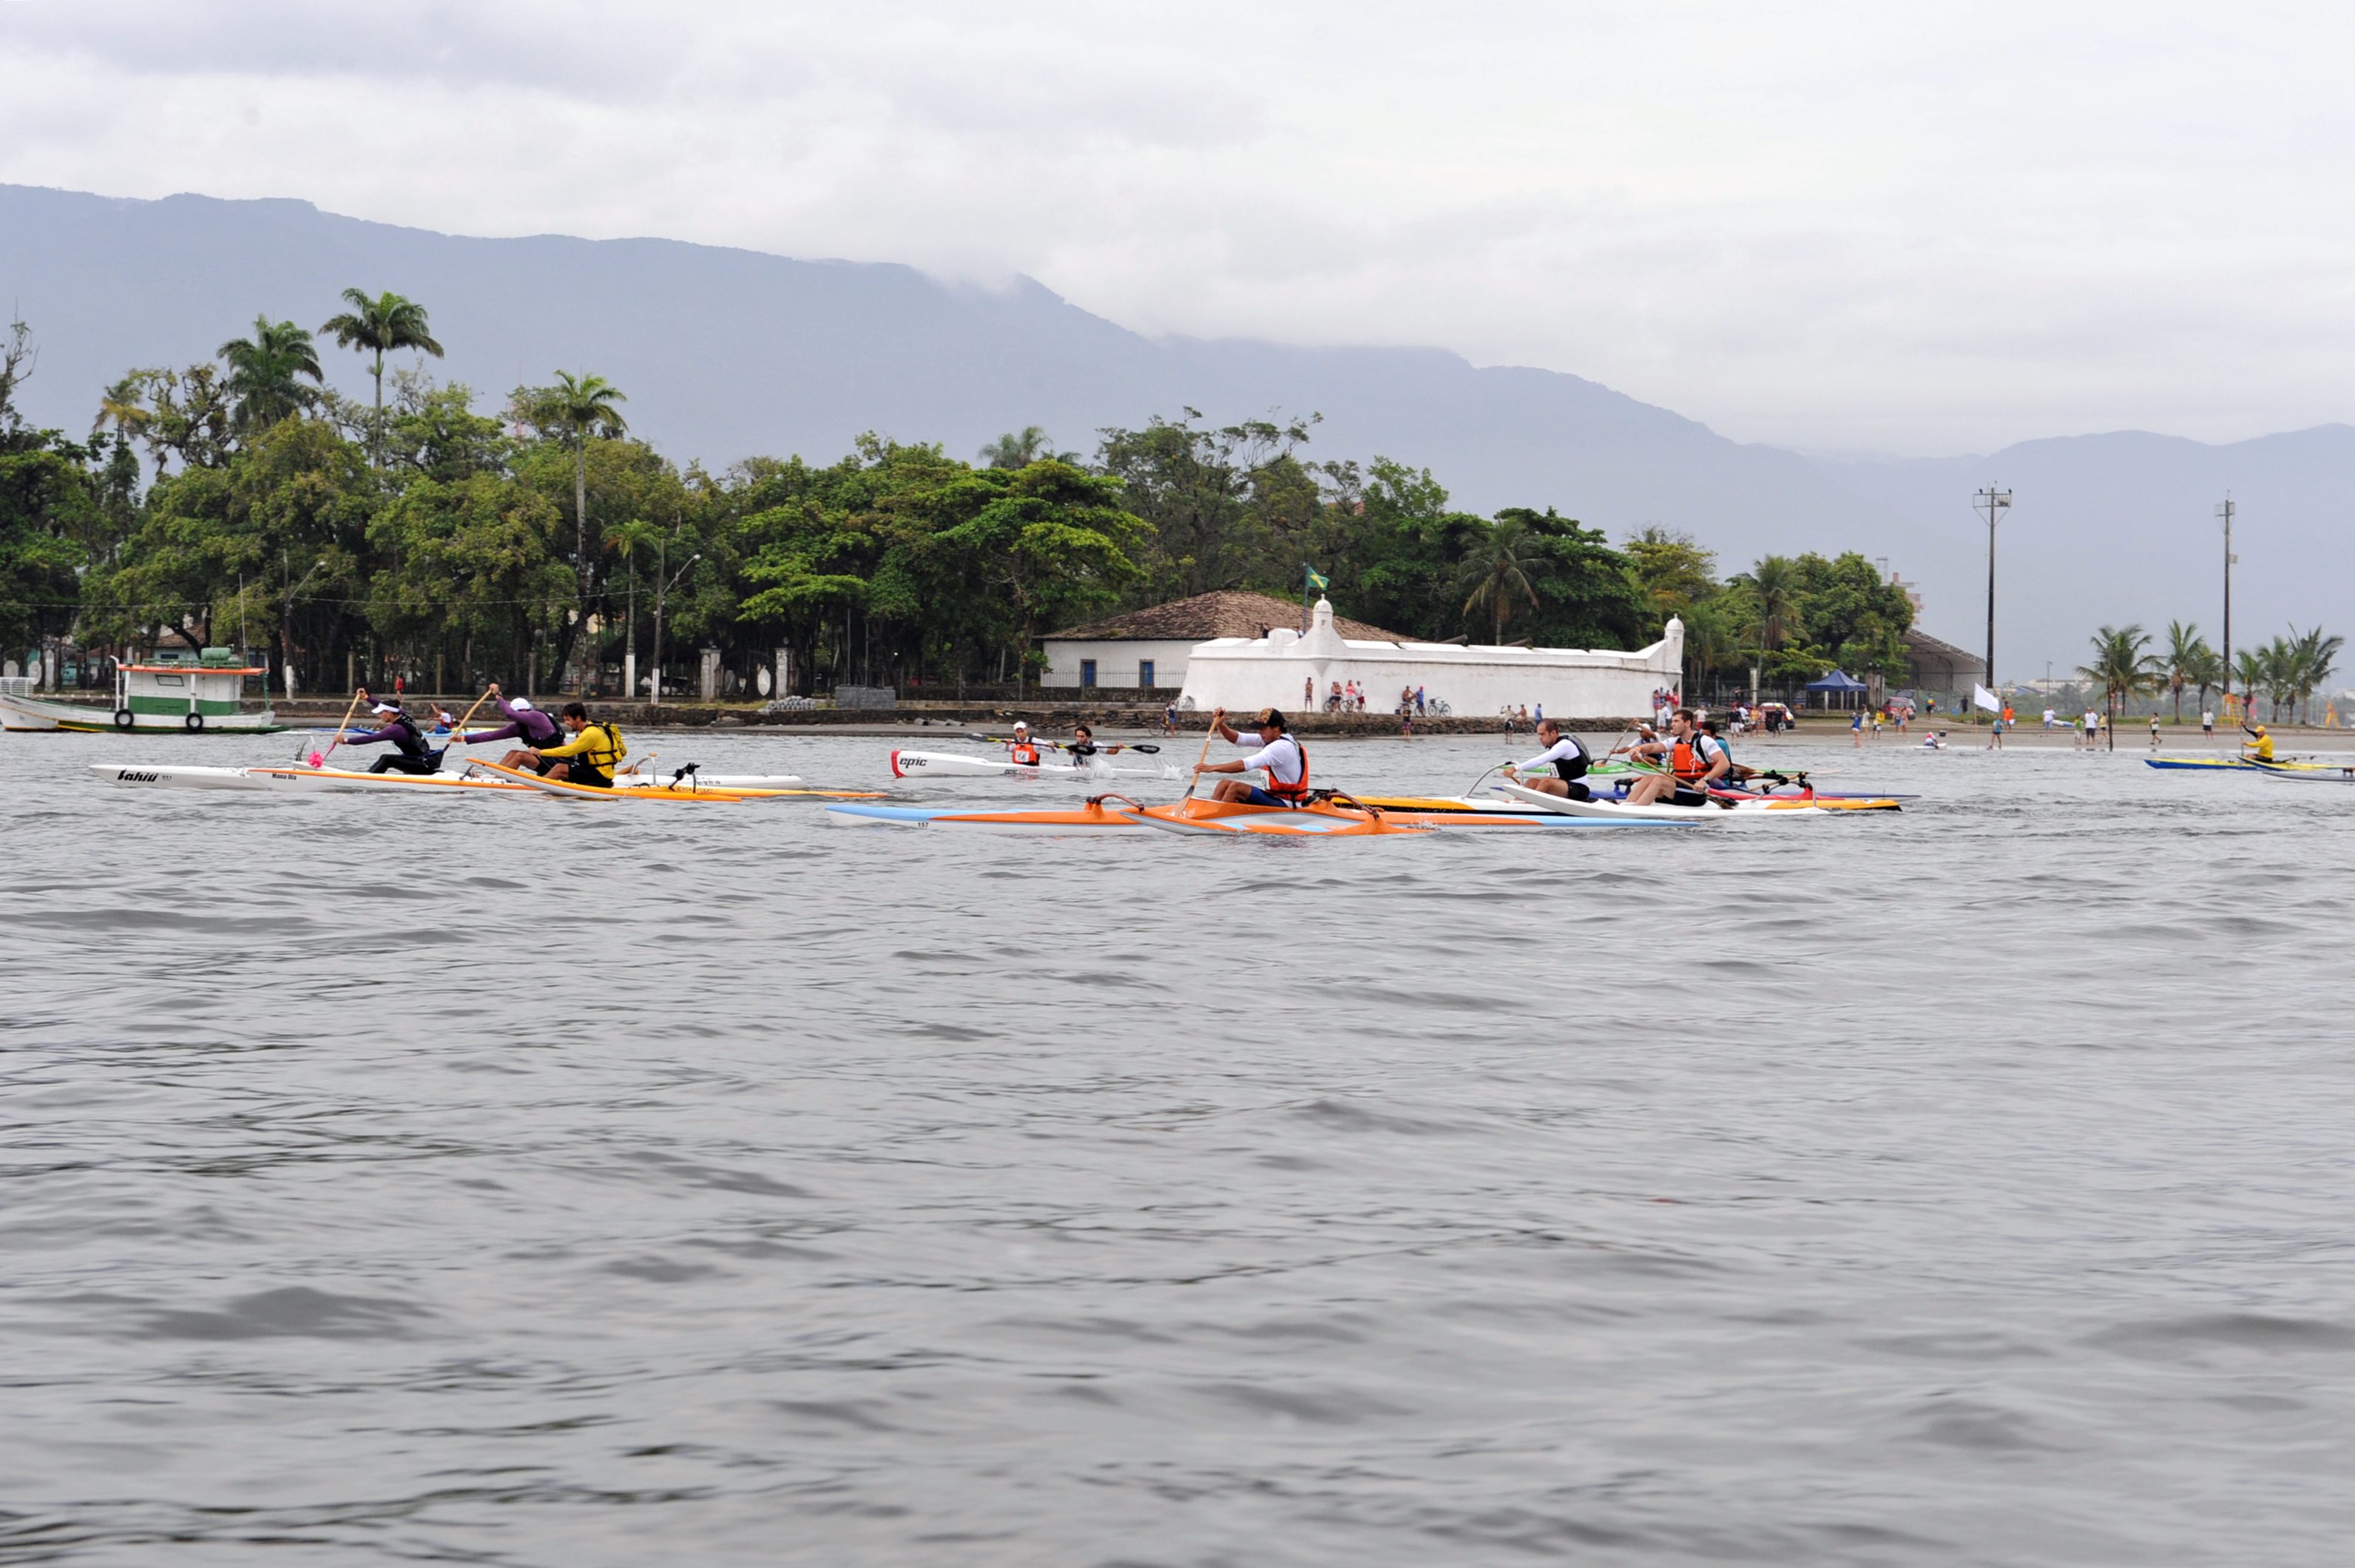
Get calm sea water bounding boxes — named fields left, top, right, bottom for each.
left=4, top=727, right=2352, bottom=1566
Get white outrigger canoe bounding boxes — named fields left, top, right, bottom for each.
left=90, top=762, right=872, bottom=801
left=1487, top=780, right=1899, bottom=819
left=889, top=748, right=1179, bottom=783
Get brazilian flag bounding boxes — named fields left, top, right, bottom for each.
left=1304, top=565, right=1330, bottom=592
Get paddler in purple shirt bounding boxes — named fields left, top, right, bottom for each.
left=451, top=683, right=568, bottom=771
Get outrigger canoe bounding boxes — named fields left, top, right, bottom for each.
left=889, top=748, right=1178, bottom=783
left=825, top=795, right=1680, bottom=834
left=1487, top=780, right=1899, bottom=820
left=2146, top=755, right=2355, bottom=774
left=92, top=762, right=882, bottom=800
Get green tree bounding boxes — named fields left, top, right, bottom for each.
left=1623, top=525, right=1717, bottom=631
left=0, top=322, right=101, bottom=663
left=2283, top=624, right=2343, bottom=725
left=217, top=315, right=324, bottom=434
left=2078, top=624, right=2159, bottom=749
left=2231, top=646, right=2267, bottom=720
left=320, top=288, right=444, bottom=464
left=518, top=372, right=629, bottom=626
left=2160, top=619, right=2206, bottom=725
left=1733, top=554, right=1804, bottom=661
left=896, top=460, right=1144, bottom=694
left=1097, top=408, right=1320, bottom=600
left=1495, top=507, right=1647, bottom=649
left=1458, top=513, right=1540, bottom=645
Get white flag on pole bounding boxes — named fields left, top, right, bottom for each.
left=1973, top=683, right=2001, bottom=712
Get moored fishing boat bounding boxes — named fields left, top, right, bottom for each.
left=1, top=651, right=279, bottom=733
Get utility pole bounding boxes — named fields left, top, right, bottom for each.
left=1976, top=486, right=2011, bottom=700
left=2216, top=497, right=2236, bottom=717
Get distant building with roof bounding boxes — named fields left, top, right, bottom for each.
left=1040, top=590, right=1405, bottom=691
left=1900, top=628, right=1986, bottom=697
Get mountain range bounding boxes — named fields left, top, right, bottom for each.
left=3, top=182, right=2344, bottom=677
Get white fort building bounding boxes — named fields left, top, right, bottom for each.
left=1040, top=589, right=1682, bottom=720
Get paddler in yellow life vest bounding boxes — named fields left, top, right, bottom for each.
left=1196, top=706, right=1311, bottom=806
left=1623, top=707, right=1729, bottom=806
left=2241, top=721, right=2275, bottom=762
left=524, top=702, right=626, bottom=787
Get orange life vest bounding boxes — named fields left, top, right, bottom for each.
left=1670, top=732, right=1719, bottom=782
left=1263, top=735, right=1311, bottom=802
left=1010, top=741, right=1040, bottom=765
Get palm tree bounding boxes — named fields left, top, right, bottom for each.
left=2160, top=619, right=2205, bottom=726
left=1458, top=515, right=1539, bottom=644
left=2231, top=646, right=2267, bottom=723
left=532, top=372, right=630, bottom=618
left=2077, top=624, right=2158, bottom=751
left=320, top=288, right=443, bottom=463
left=2185, top=643, right=2225, bottom=722
left=1743, top=555, right=1803, bottom=656
left=2283, top=624, right=2343, bottom=725
left=217, top=315, right=324, bottom=434
left=979, top=427, right=1052, bottom=470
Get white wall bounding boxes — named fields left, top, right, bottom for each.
left=1176, top=601, right=1682, bottom=720
left=1038, top=639, right=1197, bottom=689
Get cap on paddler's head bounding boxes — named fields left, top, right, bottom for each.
left=1254, top=707, right=1285, bottom=729
left=371, top=701, right=400, bottom=715
left=1013, top=720, right=1030, bottom=731
left=510, top=697, right=534, bottom=711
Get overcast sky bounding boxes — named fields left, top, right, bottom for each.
left=3, top=1, right=2349, bottom=456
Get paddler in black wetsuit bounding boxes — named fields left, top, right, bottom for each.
left=337, top=699, right=442, bottom=775
left=1499, top=717, right=1592, bottom=800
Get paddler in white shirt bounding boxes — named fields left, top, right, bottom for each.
left=1195, top=706, right=1311, bottom=807
left=1499, top=717, right=1592, bottom=801
left=1624, top=708, right=1729, bottom=806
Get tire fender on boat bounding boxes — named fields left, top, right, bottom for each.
left=183, top=712, right=206, bottom=732
left=113, top=709, right=135, bottom=730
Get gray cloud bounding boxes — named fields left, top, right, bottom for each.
left=1, top=0, right=2350, bottom=454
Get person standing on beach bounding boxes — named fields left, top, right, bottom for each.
left=1852, top=709, right=1865, bottom=748
left=2149, top=714, right=2161, bottom=751
left=2202, top=709, right=2214, bottom=740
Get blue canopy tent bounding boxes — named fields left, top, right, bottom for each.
left=1805, top=669, right=1870, bottom=710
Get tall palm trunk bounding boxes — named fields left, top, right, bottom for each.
left=371, top=349, right=385, bottom=466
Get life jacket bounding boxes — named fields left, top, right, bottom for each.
left=1010, top=739, right=1041, bottom=766
left=1669, top=731, right=1722, bottom=783
left=570, top=720, right=624, bottom=784
left=1263, top=735, right=1310, bottom=802
left=515, top=706, right=563, bottom=746
left=387, top=713, right=431, bottom=760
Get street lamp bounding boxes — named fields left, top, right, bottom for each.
left=649, top=547, right=700, bottom=708
left=2217, top=497, right=2237, bottom=717
left=1976, top=486, right=2012, bottom=699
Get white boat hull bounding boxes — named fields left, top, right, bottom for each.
left=889, top=748, right=1177, bottom=783
left=1488, top=780, right=1828, bottom=820
left=4, top=693, right=281, bottom=733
